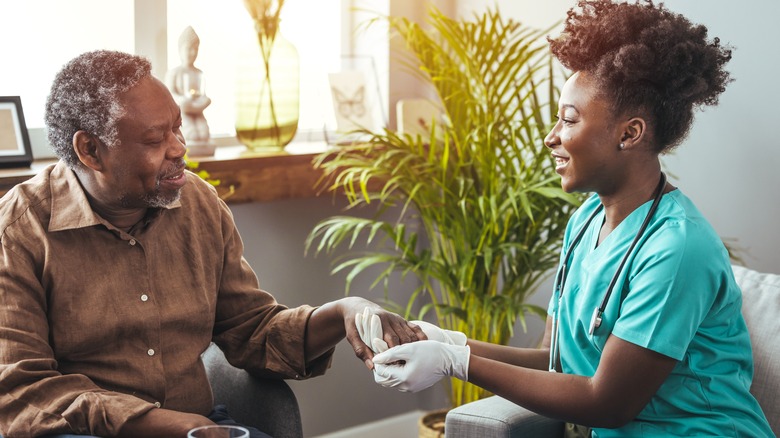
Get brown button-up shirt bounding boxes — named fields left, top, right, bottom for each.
left=0, top=161, right=332, bottom=437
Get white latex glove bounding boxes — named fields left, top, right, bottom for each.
left=355, top=307, right=389, bottom=354
left=409, top=320, right=467, bottom=346
left=372, top=340, right=470, bottom=393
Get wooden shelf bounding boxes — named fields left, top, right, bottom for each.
left=193, top=142, right=333, bottom=203
left=0, top=142, right=334, bottom=204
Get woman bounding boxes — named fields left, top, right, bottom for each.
left=367, top=1, right=774, bottom=435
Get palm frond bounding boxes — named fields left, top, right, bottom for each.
left=306, top=6, right=584, bottom=407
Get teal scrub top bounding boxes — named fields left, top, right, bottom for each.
left=548, top=190, right=773, bottom=437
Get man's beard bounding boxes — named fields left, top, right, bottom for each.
left=137, top=160, right=186, bottom=208
left=119, top=180, right=183, bottom=209
left=142, top=185, right=182, bottom=208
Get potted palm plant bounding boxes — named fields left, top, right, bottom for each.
left=306, top=6, right=581, bottom=412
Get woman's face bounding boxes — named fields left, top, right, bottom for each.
left=544, top=71, right=625, bottom=194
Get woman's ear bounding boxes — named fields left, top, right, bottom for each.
left=73, top=131, right=103, bottom=171
left=620, top=117, right=647, bottom=150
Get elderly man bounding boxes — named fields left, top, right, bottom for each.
left=0, top=50, right=422, bottom=438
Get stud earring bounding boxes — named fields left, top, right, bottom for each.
left=619, top=143, right=625, bottom=150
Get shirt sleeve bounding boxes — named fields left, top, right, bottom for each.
left=611, top=219, right=728, bottom=361
left=0, top=231, right=155, bottom=436
left=210, top=198, right=334, bottom=379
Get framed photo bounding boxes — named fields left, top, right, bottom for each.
left=324, top=55, right=387, bottom=144
left=0, top=96, right=33, bottom=168
left=328, top=70, right=377, bottom=133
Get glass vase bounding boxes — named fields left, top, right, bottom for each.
left=235, top=23, right=299, bottom=151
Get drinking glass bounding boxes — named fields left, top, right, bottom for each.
left=187, top=425, right=250, bottom=438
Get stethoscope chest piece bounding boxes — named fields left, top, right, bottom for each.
left=588, top=308, right=603, bottom=335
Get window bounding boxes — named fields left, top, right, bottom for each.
left=166, top=0, right=342, bottom=139
left=0, top=0, right=135, bottom=129
left=0, top=0, right=388, bottom=151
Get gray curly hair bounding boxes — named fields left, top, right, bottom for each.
left=44, top=50, right=152, bottom=168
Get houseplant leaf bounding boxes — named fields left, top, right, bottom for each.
left=306, top=6, right=583, bottom=407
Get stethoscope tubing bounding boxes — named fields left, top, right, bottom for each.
left=549, top=173, right=667, bottom=373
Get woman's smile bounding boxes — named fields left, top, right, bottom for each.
left=552, top=153, right=569, bottom=172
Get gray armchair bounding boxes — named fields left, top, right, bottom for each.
left=446, top=265, right=780, bottom=437
left=203, top=344, right=303, bottom=438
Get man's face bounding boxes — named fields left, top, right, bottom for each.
left=99, top=76, right=188, bottom=209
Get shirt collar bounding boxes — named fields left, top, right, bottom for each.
left=48, top=161, right=182, bottom=232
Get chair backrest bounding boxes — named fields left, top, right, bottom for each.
left=732, top=265, right=780, bottom=435
left=203, top=344, right=303, bottom=438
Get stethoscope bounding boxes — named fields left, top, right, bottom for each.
left=548, top=173, right=667, bottom=373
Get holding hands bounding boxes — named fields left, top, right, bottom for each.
left=407, top=319, right=467, bottom=347
left=341, top=300, right=425, bottom=368
left=356, top=308, right=470, bottom=392
left=373, top=340, right=470, bottom=393
left=355, top=307, right=391, bottom=354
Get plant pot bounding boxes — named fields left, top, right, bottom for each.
left=418, top=408, right=448, bottom=438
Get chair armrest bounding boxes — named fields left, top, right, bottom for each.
left=445, top=395, right=564, bottom=438
left=203, top=344, right=303, bottom=438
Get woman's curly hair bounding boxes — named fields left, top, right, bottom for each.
left=44, top=50, right=152, bottom=168
left=548, top=0, right=732, bottom=152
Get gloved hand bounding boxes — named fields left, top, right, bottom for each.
left=409, top=320, right=467, bottom=346
left=355, top=307, right=389, bottom=354
left=372, top=340, right=470, bottom=393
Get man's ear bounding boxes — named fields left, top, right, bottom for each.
left=73, top=131, right=103, bottom=171
left=619, top=117, right=647, bottom=150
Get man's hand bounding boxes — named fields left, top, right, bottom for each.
left=118, top=408, right=216, bottom=438
left=355, top=312, right=466, bottom=357
left=372, top=340, right=470, bottom=393
left=355, top=307, right=392, bottom=354
left=341, top=298, right=425, bottom=369
left=304, top=297, right=425, bottom=370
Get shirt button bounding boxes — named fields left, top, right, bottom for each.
left=154, top=402, right=161, bottom=408
left=141, top=294, right=149, bottom=302
left=129, top=239, right=137, bottom=246
left=147, top=349, right=155, bottom=356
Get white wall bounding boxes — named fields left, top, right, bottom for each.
left=655, top=0, right=780, bottom=275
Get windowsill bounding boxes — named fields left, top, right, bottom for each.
left=0, top=141, right=335, bottom=204
left=191, top=141, right=335, bottom=203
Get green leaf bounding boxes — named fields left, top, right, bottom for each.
left=305, top=4, right=586, bottom=408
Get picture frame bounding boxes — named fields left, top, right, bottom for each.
left=323, top=55, right=387, bottom=144
left=0, top=96, right=33, bottom=168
